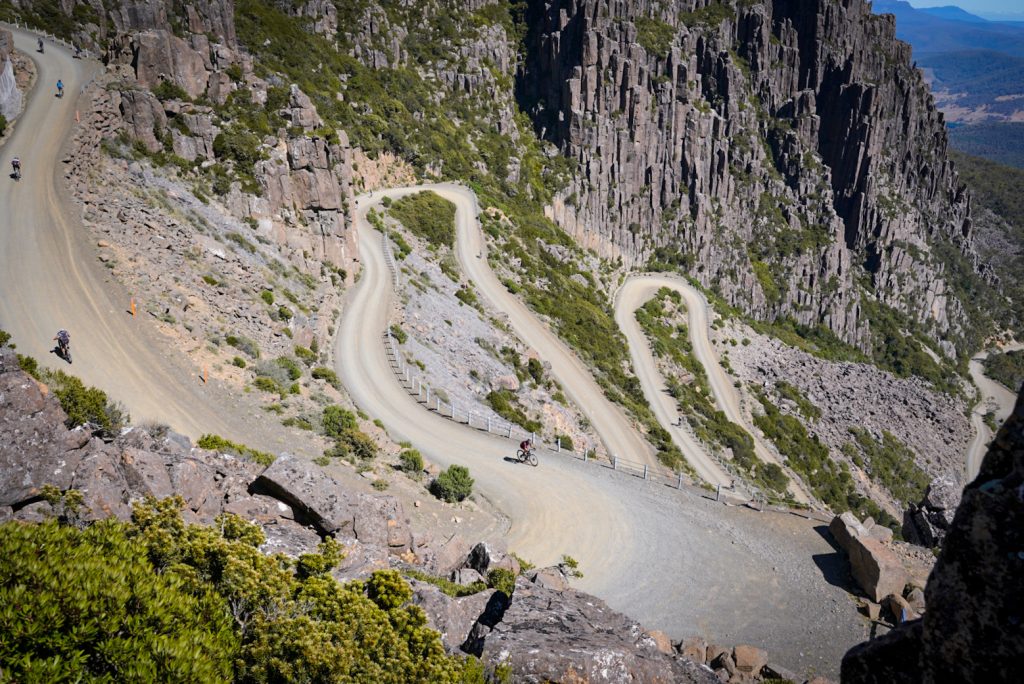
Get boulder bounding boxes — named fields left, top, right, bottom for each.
left=71, top=448, right=132, bottom=521
left=830, top=512, right=908, bottom=602
left=120, top=447, right=174, bottom=499
left=410, top=580, right=495, bottom=652
left=490, top=374, right=520, bottom=391
left=421, top=534, right=471, bottom=576
left=527, top=565, right=570, bottom=591
left=252, top=453, right=411, bottom=550
left=732, top=644, right=768, bottom=674
left=450, top=568, right=485, bottom=586
left=259, top=517, right=323, bottom=558
left=680, top=636, right=708, bottom=663
left=884, top=594, right=917, bottom=624
left=466, top=542, right=520, bottom=576
left=646, top=629, right=673, bottom=655
left=905, top=587, right=926, bottom=614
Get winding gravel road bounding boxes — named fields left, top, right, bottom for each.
left=338, top=189, right=865, bottom=676
left=966, top=343, right=1023, bottom=479
left=0, top=28, right=304, bottom=452
left=614, top=274, right=811, bottom=503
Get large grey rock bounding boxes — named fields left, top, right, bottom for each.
left=467, top=577, right=716, bottom=683
left=903, top=475, right=963, bottom=548
left=843, top=390, right=1024, bottom=681
left=0, top=349, right=90, bottom=507
left=466, top=541, right=520, bottom=576
left=410, top=579, right=496, bottom=652
left=252, top=453, right=410, bottom=550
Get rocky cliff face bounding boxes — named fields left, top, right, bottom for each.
left=520, top=0, right=981, bottom=353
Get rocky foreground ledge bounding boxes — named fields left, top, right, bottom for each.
left=1, top=345, right=835, bottom=683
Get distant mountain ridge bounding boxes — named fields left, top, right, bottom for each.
left=918, top=5, right=987, bottom=24
left=873, top=0, right=1024, bottom=56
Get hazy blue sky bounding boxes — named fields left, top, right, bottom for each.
left=908, top=0, right=1024, bottom=19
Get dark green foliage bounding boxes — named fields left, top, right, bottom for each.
left=275, top=356, right=303, bottom=381
left=0, top=517, right=237, bottom=681
left=951, top=123, right=1024, bottom=169
left=635, top=17, right=675, bottom=58
left=774, top=381, right=821, bottom=420
left=754, top=395, right=899, bottom=532
left=322, top=405, right=358, bottom=438
left=213, top=127, right=264, bottom=167
left=487, top=568, right=516, bottom=597
left=399, top=448, right=425, bottom=475
left=0, top=114, right=6, bottom=137
left=232, top=356, right=247, bottom=368
left=260, top=290, right=274, bottom=305
left=152, top=80, right=189, bottom=102
left=431, top=465, right=474, bottom=503
left=388, top=191, right=457, bottom=248
left=486, top=389, right=541, bottom=434
left=678, top=1, right=737, bottom=29
left=196, top=433, right=276, bottom=466
left=849, top=429, right=931, bottom=506
left=294, top=345, right=317, bottom=366
left=0, top=329, right=10, bottom=346
left=390, top=324, right=408, bottom=344
left=311, top=366, right=340, bottom=389
left=983, top=349, right=1024, bottom=392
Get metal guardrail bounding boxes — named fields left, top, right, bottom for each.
left=4, top=21, right=93, bottom=59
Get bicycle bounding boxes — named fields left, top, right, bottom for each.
left=516, top=448, right=538, bottom=467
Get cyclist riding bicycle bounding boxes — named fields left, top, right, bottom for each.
left=519, top=438, right=532, bottom=454
left=56, top=79, right=64, bottom=98
left=53, top=329, right=71, bottom=362
left=11, top=157, right=21, bottom=179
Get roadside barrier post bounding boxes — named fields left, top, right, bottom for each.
left=583, top=450, right=588, bottom=462
left=130, top=298, right=136, bottom=317
left=677, top=471, right=683, bottom=489
left=613, top=456, right=618, bottom=470
left=425, top=387, right=430, bottom=404
left=556, top=438, right=560, bottom=453
left=435, top=397, right=440, bottom=411
left=716, top=484, right=722, bottom=502
left=507, top=424, right=513, bottom=438
left=643, top=465, right=648, bottom=480
left=487, top=417, right=491, bottom=432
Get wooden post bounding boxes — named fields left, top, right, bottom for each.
left=130, top=298, right=136, bottom=317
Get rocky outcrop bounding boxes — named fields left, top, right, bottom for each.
left=464, top=576, right=717, bottom=683
left=901, top=475, right=961, bottom=548
left=520, top=0, right=984, bottom=354
left=842, top=388, right=1024, bottom=682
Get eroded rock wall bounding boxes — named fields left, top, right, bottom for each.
left=520, top=0, right=979, bottom=353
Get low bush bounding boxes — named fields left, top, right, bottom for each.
left=399, top=448, right=424, bottom=474
left=294, top=345, right=317, bottom=366
left=196, top=433, right=275, bottom=466
left=487, top=568, right=516, bottom=597
left=226, top=334, right=260, bottom=359
left=17, top=355, right=127, bottom=437
left=486, top=389, right=541, bottom=434
left=431, top=465, right=474, bottom=503
left=322, top=405, right=358, bottom=438
left=388, top=191, right=457, bottom=248
left=311, top=366, right=340, bottom=388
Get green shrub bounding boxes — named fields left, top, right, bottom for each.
left=277, top=305, right=294, bottom=320
left=486, top=389, right=541, bottom=434
left=311, top=366, right=340, bottom=388
left=0, top=114, right=6, bottom=137
left=431, top=465, right=474, bottom=503
left=196, top=433, right=276, bottom=466
left=0, top=518, right=236, bottom=681
left=294, top=345, right=317, bottom=365
left=252, top=376, right=284, bottom=396
left=635, top=17, right=676, bottom=58
left=487, top=568, right=516, bottom=597
left=226, top=334, right=260, bottom=359
left=260, top=290, right=275, bottom=305
left=403, top=569, right=487, bottom=598
left=559, top=554, right=584, bottom=578
left=389, top=324, right=408, bottom=344
left=322, top=405, right=358, bottom=438
left=232, top=356, right=247, bottom=368
left=0, top=329, right=11, bottom=347
left=387, top=191, right=457, bottom=248
left=399, top=448, right=424, bottom=474
left=275, top=356, right=303, bottom=380
left=213, top=127, right=263, bottom=167
left=152, top=79, right=189, bottom=102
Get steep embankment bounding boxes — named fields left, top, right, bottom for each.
left=0, top=27, right=293, bottom=450
left=966, top=343, right=1024, bottom=478
left=338, top=188, right=867, bottom=676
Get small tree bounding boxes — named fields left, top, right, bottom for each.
left=430, top=465, right=474, bottom=503
left=399, top=449, right=424, bottom=475
left=322, top=405, right=358, bottom=438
